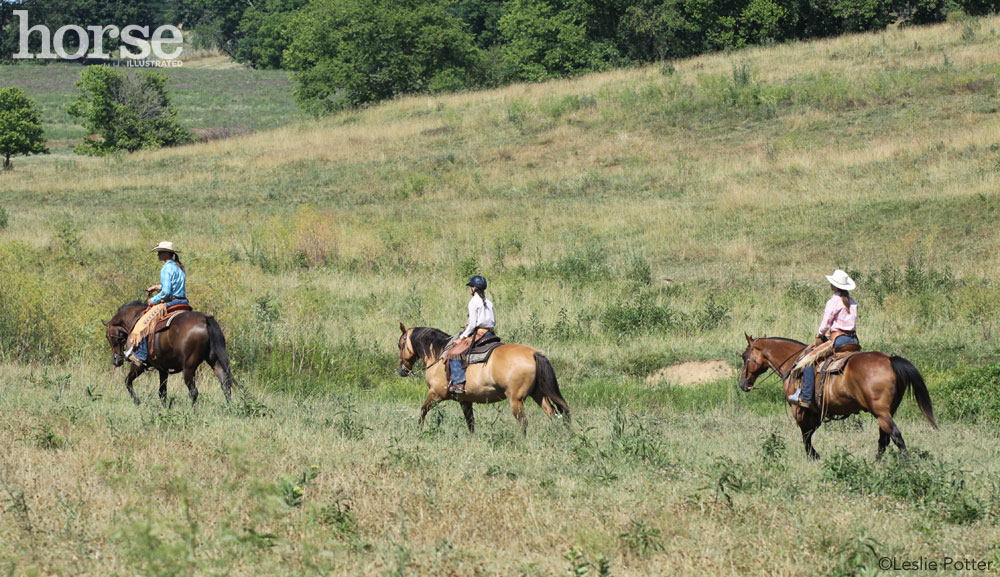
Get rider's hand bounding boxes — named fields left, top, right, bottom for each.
left=147, top=284, right=161, bottom=293
left=813, top=336, right=826, bottom=347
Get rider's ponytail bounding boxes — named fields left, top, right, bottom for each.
left=839, top=289, right=850, bottom=309
left=475, top=287, right=488, bottom=308
left=171, top=252, right=185, bottom=273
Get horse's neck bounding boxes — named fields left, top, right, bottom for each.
left=763, top=341, right=804, bottom=375
left=120, top=307, right=145, bottom=331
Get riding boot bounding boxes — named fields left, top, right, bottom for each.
left=448, top=359, right=466, bottom=395
left=788, top=367, right=815, bottom=408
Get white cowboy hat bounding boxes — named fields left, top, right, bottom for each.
left=825, top=269, right=856, bottom=291
left=151, top=241, right=180, bottom=253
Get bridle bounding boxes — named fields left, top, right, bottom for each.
left=741, top=338, right=803, bottom=389
left=398, top=331, right=445, bottom=376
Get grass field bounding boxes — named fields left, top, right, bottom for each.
left=1, top=14, right=1000, bottom=576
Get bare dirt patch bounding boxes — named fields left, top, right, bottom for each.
left=645, top=360, right=733, bottom=386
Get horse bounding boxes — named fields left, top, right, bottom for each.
left=396, top=324, right=570, bottom=434
left=738, top=334, right=937, bottom=460
left=102, top=300, right=236, bottom=406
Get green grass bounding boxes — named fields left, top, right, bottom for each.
left=0, top=15, right=999, bottom=576
left=0, top=63, right=297, bottom=148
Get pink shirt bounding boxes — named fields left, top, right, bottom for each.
left=818, top=294, right=857, bottom=336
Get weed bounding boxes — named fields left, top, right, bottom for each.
left=33, top=423, right=66, bottom=450
left=619, top=518, right=664, bottom=557
left=317, top=494, right=358, bottom=539
left=276, top=465, right=320, bottom=507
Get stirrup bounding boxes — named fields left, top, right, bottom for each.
left=447, top=382, right=466, bottom=395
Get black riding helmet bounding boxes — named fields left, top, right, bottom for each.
left=466, top=275, right=487, bottom=290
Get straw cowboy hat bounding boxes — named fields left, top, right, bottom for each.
left=825, top=269, right=856, bottom=291
left=151, top=241, right=180, bottom=254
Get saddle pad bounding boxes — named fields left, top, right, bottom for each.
left=153, top=307, right=192, bottom=334
left=820, top=351, right=861, bottom=374
left=467, top=340, right=502, bottom=365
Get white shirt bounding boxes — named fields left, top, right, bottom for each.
left=460, top=296, right=495, bottom=338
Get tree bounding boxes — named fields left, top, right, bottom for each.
left=497, top=0, right=598, bottom=82
left=0, top=87, right=48, bottom=171
left=67, top=66, right=193, bottom=155
left=285, top=0, right=482, bottom=115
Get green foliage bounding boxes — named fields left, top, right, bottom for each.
left=285, top=0, right=482, bottom=115
left=619, top=518, right=664, bottom=557
left=497, top=0, right=603, bottom=82
left=0, top=207, right=7, bottom=229
left=823, top=450, right=985, bottom=524
left=601, top=297, right=676, bottom=337
left=941, top=363, right=1000, bottom=424
left=67, top=66, right=193, bottom=155
left=0, top=87, right=48, bottom=170
left=276, top=465, right=320, bottom=507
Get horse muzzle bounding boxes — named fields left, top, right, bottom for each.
left=113, top=355, right=124, bottom=368
left=738, top=378, right=754, bottom=392
left=397, top=365, right=411, bottom=377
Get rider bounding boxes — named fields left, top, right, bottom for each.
left=125, top=241, right=189, bottom=366
left=788, top=269, right=859, bottom=408
left=448, top=275, right=496, bottom=395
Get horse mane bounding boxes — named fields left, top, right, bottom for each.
left=409, top=327, right=451, bottom=360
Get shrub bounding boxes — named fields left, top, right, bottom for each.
left=602, top=297, right=676, bottom=337
left=0, top=87, right=49, bottom=171
left=67, top=67, right=193, bottom=155
left=497, top=0, right=600, bottom=82
left=941, top=363, right=1000, bottom=424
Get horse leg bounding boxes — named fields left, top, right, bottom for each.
left=183, top=367, right=199, bottom=407
left=796, top=409, right=821, bottom=460
left=510, top=397, right=527, bottom=436
left=418, top=391, right=439, bottom=427
left=461, top=401, right=475, bottom=433
left=877, top=429, right=891, bottom=461
left=158, top=370, right=169, bottom=405
left=125, top=365, right=145, bottom=406
left=876, top=414, right=907, bottom=458
left=211, top=361, right=232, bottom=404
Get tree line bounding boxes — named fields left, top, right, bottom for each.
left=1, top=0, right=996, bottom=115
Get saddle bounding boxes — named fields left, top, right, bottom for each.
left=146, top=304, right=194, bottom=359
left=444, top=329, right=502, bottom=383
left=787, top=340, right=862, bottom=411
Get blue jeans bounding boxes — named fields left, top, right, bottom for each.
left=801, top=334, right=859, bottom=402
left=133, top=298, right=189, bottom=362
left=450, top=330, right=495, bottom=384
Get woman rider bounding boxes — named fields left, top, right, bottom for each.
left=448, top=275, right=496, bottom=395
left=125, top=241, right=189, bottom=365
left=788, top=269, right=859, bottom=408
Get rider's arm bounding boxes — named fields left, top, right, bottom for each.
left=149, top=262, right=174, bottom=305
left=459, top=298, right=479, bottom=338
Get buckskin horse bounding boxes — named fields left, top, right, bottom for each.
left=738, top=334, right=937, bottom=460
left=103, top=300, right=236, bottom=405
left=397, top=324, right=569, bottom=434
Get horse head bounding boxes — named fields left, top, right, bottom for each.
left=103, top=301, right=144, bottom=367
left=397, top=323, right=416, bottom=377
left=738, top=333, right=769, bottom=392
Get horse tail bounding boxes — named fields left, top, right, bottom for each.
left=533, top=353, right=570, bottom=418
left=206, top=316, right=237, bottom=389
left=890, top=355, right=937, bottom=430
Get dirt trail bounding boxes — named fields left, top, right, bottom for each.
left=645, top=360, right=733, bottom=386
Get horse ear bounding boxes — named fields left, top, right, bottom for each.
left=744, top=332, right=752, bottom=344
left=399, top=323, right=406, bottom=334
left=101, top=319, right=109, bottom=327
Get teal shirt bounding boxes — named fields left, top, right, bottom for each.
left=149, top=260, right=186, bottom=304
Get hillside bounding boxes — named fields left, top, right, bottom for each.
left=0, top=17, right=998, bottom=576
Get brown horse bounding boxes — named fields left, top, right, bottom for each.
left=396, top=324, right=569, bottom=434
left=738, top=334, right=937, bottom=460
left=103, top=300, right=235, bottom=405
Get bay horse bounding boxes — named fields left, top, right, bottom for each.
left=102, top=300, right=236, bottom=405
left=738, top=334, right=937, bottom=460
left=396, top=324, right=570, bottom=434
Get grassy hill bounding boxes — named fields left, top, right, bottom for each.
left=0, top=15, right=998, bottom=576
